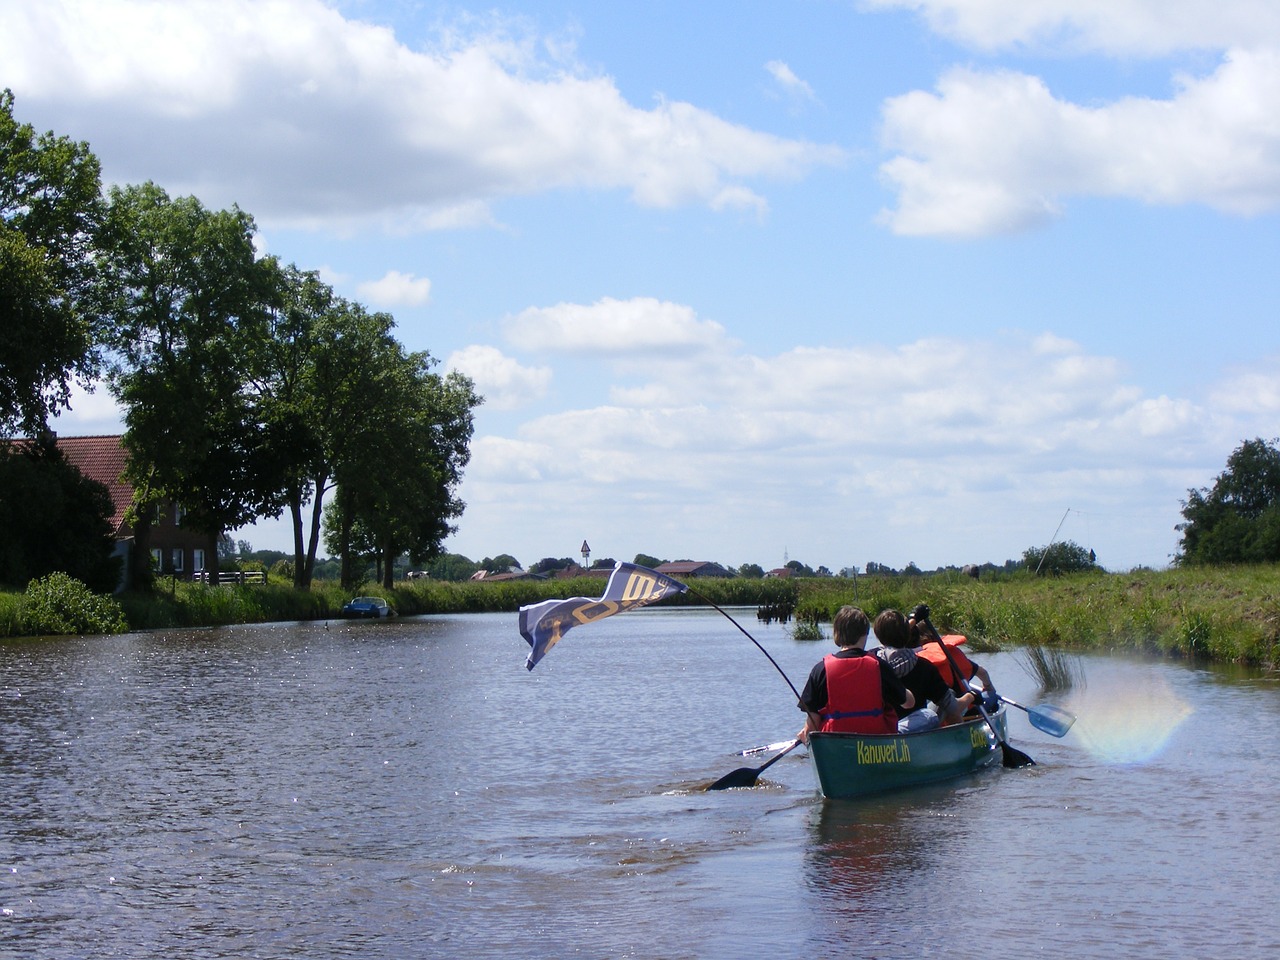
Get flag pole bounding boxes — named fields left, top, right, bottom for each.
left=684, top=586, right=801, bottom=701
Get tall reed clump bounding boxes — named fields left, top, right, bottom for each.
left=0, top=592, right=23, bottom=637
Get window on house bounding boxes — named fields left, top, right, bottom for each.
left=173, top=503, right=185, bottom=525
left=172, top=548, right=184, bottom=573
left=194, top=549, right=206, bottom=572
left=150, top=548, right=162, bottom=571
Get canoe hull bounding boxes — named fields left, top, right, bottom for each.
left=807, top=708, right=1007, bottom=799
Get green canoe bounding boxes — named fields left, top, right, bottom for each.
left=807, top=708, right=1008, bottom=799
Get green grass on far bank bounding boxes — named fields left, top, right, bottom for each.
left=3, top=566, right=1278, bottom=669
left=792, top=566, right=1280, bottom=668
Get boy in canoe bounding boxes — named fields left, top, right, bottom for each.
left=907, top=603, right=999, bottom=711
left=872, top=609, right=979, bottom=732
left=797, top=605, right=915, bottom=742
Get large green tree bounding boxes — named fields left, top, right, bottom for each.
left=97, top=183, right=286, bottom=586
left=1, top=89, right=104, bottom=436
left=1178, top=437, right=1280, bottom=565
left=0, top=436, right=120, bottom=591
left=323, top=345, right=479, bottom=590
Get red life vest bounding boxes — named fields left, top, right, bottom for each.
left=820, top=654, right=896, bottom=734
left=917, top=636, right=973, bottom=691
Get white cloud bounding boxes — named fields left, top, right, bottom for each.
left=766, top=60, right=816, bottom=101
left=860, top=0, right=1280, bottom=56
left=0, top=0, right=844, bottom=231
left=503, top=297, right=733, bottom=356
left=878, top=51, right=1280, bottom=235
left=48, top=381, right=125, bottom=436
left=450, top=325, right=1242, bottom=570
left=446, top=345, right=551, bottom=411
left=356, top=270, right=432, bottom=307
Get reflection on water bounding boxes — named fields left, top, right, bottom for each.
left=1066, top=670, right=1194, bottom=764
left=1, top=614, right=1278, bottom=959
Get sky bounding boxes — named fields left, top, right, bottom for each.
left=5, top=0, right=1280, bottom=573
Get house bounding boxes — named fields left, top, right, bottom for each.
left=54, top=435, right=210, bottom=584
left=654, top=560, right=731, bottom=578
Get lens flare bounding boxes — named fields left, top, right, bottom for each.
left=1064, top=672, right=1192, bottom=764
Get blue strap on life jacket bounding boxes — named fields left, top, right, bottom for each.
left=821, top=707, right=884, bottom=720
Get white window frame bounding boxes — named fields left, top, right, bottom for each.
left=194, top=548, right=206, bottom=572
left=150, top=547, right=162, bottom=571
left=171, top=548, right=184, bottom=573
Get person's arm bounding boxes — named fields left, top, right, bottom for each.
left=972, top=664, right=993, bottom=690
left=880, top=662, right=915, bottom=711
left=799, top=711, right=822, bottom=744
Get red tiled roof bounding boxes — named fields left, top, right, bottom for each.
left=53, top=435, right=131, bottom=534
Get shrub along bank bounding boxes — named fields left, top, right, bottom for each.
left=3, top=567, right=1277, bottom=670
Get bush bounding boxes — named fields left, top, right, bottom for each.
left=21, top=572, right=128, bottom=636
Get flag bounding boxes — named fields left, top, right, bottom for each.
left=519, top=562, right=687, bottom=670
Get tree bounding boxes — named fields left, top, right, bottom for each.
left=633, top=553, right=664, bottom=569
left=1, top=89, right=104, bottom=435
left=530, top=557, right=575, bottom=575
left=481, top=554, right=521, bottom=574
left=425, top=553, right=479, bottom=581
left=250, top=263, right=360, bottom=588
left=0, top=437, right=119, bottom=591
left=1178, top=437, right=1280, bottom=565
left=1022, top=540, right=1098, bottom=576
left=97, top=183, right=286, bottom=586
left=737, top=563, right=765, bottom=579
left=322, top=343, right=479, bottom=590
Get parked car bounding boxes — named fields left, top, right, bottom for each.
left=340, top=596, right=395, bottom=619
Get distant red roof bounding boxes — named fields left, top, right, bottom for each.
left=53, top=435, right=131, bottom=534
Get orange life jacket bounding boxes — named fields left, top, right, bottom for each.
left=917, top=636, right=973, bottom=691
left=820, top=654, right=896, bottom=734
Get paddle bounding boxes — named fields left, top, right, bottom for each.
left=924, top=617, right=1035, bottom=768
left=707, top=739, right=802, bottom=790
left=738, top=738, right=796, bottom=757
left=998, top=695, right=1076, bottom=737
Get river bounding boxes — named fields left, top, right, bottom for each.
left=1, top=608, right=1276, bottom=959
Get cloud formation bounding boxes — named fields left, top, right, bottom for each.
left=0, top=0, right=843, bottom=231
left=879, top=54, right=1280, bottom=235
left=503, top=297, right=732, bottom=356
left=862, top=0, right=1280, bottom=55
left=868, top=0, right=1280, bottom=234
left=446, top=345, right=551, bottom=411
left=357, top=270, right=432, bottom=307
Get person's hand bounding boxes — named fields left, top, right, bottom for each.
left=983, top=690, right=1000, bottom=712
left=797, top=726, right=809, bottom=744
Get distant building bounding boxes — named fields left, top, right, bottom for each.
left=53, top=435, right=209, bottom=587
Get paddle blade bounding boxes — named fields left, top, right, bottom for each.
left=707, top=766, right=761, bottom=790
left=708, top=739, right=801, bottom=790
left=1000, top=742, right=1036, bottom=768
left=1027, top=703, right=1076, bottom=737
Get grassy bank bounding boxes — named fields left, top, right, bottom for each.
left=4, top=567, right=1278, bottom=669
left=792, top=566, right=1280, bottom=668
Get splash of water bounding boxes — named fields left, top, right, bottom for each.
left=1064, top=672, right=1193, bottom=764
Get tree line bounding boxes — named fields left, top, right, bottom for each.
left=1, top=90, right=479, bottom=592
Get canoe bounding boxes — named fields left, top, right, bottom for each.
left=807, top=707, right=1008, bottom=799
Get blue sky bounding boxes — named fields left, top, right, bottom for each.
left=6, top=0, right=1279, bottom=572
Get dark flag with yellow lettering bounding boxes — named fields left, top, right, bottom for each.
left=519, top=562, right=688, bottom=670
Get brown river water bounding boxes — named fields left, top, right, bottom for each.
left=2, top=607, right=1277, bottom=959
